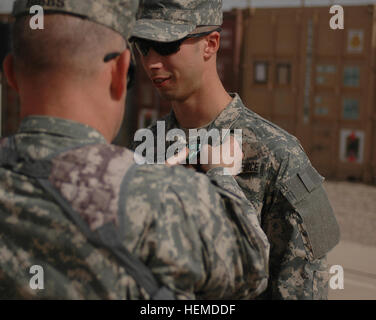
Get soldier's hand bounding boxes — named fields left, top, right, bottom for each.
left=200, top=135, right=243, bottom=175
left=165, top=147, right=190, bottom=166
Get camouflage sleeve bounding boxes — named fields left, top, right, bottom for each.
left=126, top=165, right=269, bottom=299
left=206, top=167, right=250, bottom=202
left=259, top=157, right=339, bottom=300
left=259, top=196, right=330, bottom=300
left=205, top=167, right=270, bottom=297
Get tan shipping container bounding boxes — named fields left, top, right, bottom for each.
left=240, top=5, right=376, bottom=183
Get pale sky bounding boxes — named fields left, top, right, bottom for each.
left=1, top=0, right=375, bottom=13
left=223, top=0, right=376, bottom=10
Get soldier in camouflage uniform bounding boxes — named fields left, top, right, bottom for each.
left=130, top=0, right=341, bottom=299
left=0, top=0, right=269, bottom=299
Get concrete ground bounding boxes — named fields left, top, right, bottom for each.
left=327, top=241, right=376, bottom=299
left=324, top=181, right=376, bottom=300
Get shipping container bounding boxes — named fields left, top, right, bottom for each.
left=239, top=5, right=376, bottom=183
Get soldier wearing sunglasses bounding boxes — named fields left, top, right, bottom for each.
left=131, top=0, right=340, bottom=300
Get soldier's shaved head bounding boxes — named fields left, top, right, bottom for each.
left=10, top=0, right=139, bottom=78
left=12, top=14, right=125, bottom=78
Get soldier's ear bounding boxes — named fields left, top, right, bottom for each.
left=3, top=54, right=19, bottom=92
left=203, top=32, right=220, bottom=60
left=110, top=49, right=131, bottom=101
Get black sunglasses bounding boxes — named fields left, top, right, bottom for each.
left=103, top=52, right=135, bottom=90
left=132, top=27, right=222, bottom=57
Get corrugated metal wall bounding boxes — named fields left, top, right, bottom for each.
left=240, top=5, right=376, bottom=183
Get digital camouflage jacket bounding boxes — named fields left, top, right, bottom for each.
left=0, top=116, right=269, bottom=300
left=131, top=93, right=340, bottom=300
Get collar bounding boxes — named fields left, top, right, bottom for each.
left=209, top=93, right=243, bottom=131
left=18, top=116, right=107, bottom=144
left=168, top=93, right=244, bottom=132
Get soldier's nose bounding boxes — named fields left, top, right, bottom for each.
left=143, top=49, right=164, bottom=71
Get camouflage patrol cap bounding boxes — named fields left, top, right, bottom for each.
left=12, top=0, right=139, bottom=40
left=132, top=0, right=223, bottom=42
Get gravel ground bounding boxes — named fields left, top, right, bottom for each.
left=324, top=181, right=376, bottom=247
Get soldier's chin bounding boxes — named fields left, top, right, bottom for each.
left=157, top=90, right=177, bottom=101
left=157, top=89, right=191, bottom=103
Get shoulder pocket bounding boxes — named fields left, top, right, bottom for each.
left=278, top=165, right=340, bottom=260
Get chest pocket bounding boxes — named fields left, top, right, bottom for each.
left=278, top=165, right=340, bottom=261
